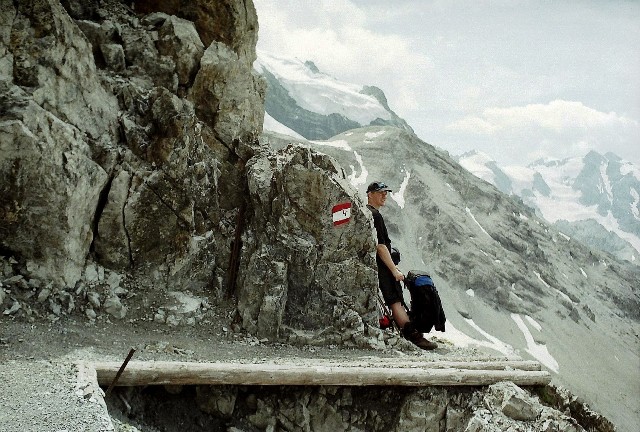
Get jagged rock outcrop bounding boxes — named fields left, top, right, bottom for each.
left=238, top=144, right=378, bottom=343
left=0, top=0, right=375, bottom=342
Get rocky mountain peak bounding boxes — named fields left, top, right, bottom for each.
left=304, top=59, right=320, bottom=73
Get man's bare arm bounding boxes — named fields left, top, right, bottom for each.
left=376, top=244, right=403, bottom=281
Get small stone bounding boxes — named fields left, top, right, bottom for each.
left=85, top=264, right=100, bottom=282
left=100, top=43, right=126, bottom=72
left=104, top=296, right=127, bottom=319
left=27, top=278, right=41, bottom=289
left=37, top=288, right=51, bottom=303
left=3, top=275, right=24, bottom=285
left=87, top=292, right=101, bottom=308
left=154, top=310, right=166, bottom=323
left=106, top=272, right=122, bottom=289
left=85, top=308, right=97, bottom=320
left=166, top=314, right=181, bottom=326
left=3, top=301, right=21, bottom=315
left=49, top=301, right=61, bottom=316
left=501, top=393, right=540, bottom=421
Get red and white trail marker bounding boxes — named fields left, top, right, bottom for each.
left=332, top=202, right=352, bottom=226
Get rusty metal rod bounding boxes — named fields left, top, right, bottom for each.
left=104, top=348, right=136, bottom=396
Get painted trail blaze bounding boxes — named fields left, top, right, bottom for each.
left=332, top=202, right=351, bottom=226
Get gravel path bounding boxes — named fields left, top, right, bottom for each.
left=0, top=361, right=113, bottom=432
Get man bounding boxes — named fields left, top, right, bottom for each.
left=366, top=181, right=437, bottom=350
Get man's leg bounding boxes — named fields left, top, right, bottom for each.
left=390, top=302, right=409, bottom=328
left=389, top=301, right=438, bottom=351
left=379, top=271, right=437, bottom=350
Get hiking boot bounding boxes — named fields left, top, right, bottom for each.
left=403, top=321, right=438, bottom=350
left=409, top=334, right=438, bottom=350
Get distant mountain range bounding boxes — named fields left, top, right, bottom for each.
left=457, top=150, right=640, bottom=264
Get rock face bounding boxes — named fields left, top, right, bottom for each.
left=107, top=381, right=614, bottom=432
left=0, top=0, right=375, bottom=342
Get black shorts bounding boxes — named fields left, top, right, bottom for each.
left=378, top=265, right=404, bottom=306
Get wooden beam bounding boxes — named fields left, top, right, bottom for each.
left=278, top=359, right=543, bottom=371
left=90, top=361, right=551, bottom=387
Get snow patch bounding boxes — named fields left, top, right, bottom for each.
left=599, top=161, right=613, bottom=204
left=465, top=207, right=491, bottom=237
left=558, top=232, right=571, bottom=241
left=309, top=139, right=352, bottom=151
left=347, top=151, right=368, bottom=188
left=390, top=170, right=410, bottom=209
left=364, top=130, right=386, bottom=139
left=465, top=289, right=475, bottom=297
left=440, top=319, right=515, bottom=357
left=256, top=51, right=390, bottom=125
left=580, top=268, right=588, bottom=278
left=262, top=112, right=305, bottom=139
left=524, top=315, right=542, bottom=331
left=534, top=271, right=550, bottom=288
left=511, top=314, right=559, bottom=373
left=554, top=289, right=574, bottom=304
left=458, top=152, right=496, bottom=184
left=620, top=161, right=640, bottom=181
left=631, top=188, right=639, bottom=220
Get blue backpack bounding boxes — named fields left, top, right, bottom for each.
left=404, top=271, right=446, bottom=333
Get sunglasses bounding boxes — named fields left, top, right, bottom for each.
left=368, top=182, right=389, bottom=192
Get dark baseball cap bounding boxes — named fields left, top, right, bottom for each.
left=366, top=181, right=392, bottom=193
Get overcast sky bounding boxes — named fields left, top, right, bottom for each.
left=253, top=0, right=640, bottom=166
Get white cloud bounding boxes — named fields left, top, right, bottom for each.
left=254, top=0, right=432, bottom=110
left=448, top=100, right=638, bottom=134
left=446, top=100, right=640, bottom=164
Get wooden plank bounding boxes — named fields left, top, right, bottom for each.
left=90, top=361, right=551, bottom=387
left=261, top=359, right=543, bottom=371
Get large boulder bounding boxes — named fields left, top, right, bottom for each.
left=190, top=41, right=265, bottom=152
left=237, top=144, right=379, bottom=343
left=0, top=100, right=108, bottom=286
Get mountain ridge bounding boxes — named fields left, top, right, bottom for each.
left=254, top=50, right=413, bottom=140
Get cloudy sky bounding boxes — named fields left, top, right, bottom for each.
left=253, top=0, right=639, bottom=166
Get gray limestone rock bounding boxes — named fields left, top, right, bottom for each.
left=190, top=41, right=266, bottom=149
left=237, top=144, right=378, bottom=342
left=103, top=295, right=127, bottom=319
left=156, top=15, right=204, bottom=86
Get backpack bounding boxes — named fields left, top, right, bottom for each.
left=404, top=270, right=446, bottom=333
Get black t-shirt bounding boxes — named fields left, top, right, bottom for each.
left=367, top=205, right=391, bottom=266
